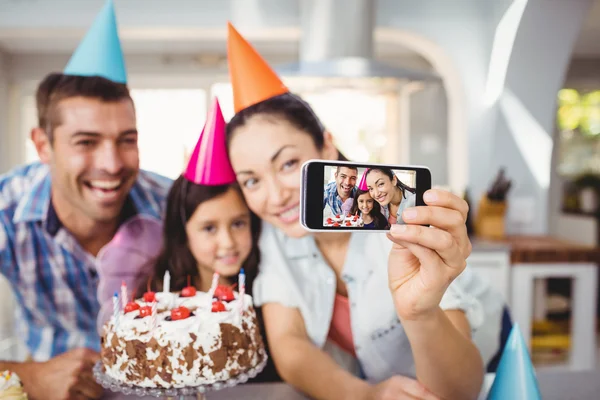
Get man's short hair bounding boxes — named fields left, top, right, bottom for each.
left=36, top=73, right=133, bottom=142
left=336, top=165, right=358, bottom=175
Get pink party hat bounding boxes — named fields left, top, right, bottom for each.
left=183, top=98, right=236, bottom=185
left=358, top=169, right=369, bottom=191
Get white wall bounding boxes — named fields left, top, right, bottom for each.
left=495, top=0, right=593, bottom=235
left=377, top=0, right=510, bottom=204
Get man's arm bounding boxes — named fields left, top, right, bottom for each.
left=0, top=349, right=103, bottom=400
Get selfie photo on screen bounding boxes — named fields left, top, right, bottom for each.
left=323, top=166, right=417, bottom=229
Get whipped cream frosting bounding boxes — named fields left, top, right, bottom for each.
left=0, top=371, right=27, bottom=400
left=101, top=289, right=264, bottom=389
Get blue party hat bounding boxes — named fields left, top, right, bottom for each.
left=63, top=0, right=127, bottom=83
left=487, top=324, right=542, bottom=400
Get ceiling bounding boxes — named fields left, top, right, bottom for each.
left=0, top=0, right=599, bottom=58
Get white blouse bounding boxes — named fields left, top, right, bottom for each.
left=253, top=223, right=505, bottom=383
left=381, top=191, right=416, bottom=224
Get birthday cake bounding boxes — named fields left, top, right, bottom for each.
left=325, top=214, right=363, bottom=227
left=0, top=371, right=28, bottom=400
left=100, top=283, right=266, bottom=389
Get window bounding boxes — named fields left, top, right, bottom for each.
left=556, top=88, right=600, bottom=177
left=22, top=94, right=38, bottom=164
left=210, top=83, right=235, bottom=122
left=300, top=89, right=394, bottom=163
left=209, top=81, right=400, bottom=163
left=131, top=89, right=207, bottom=179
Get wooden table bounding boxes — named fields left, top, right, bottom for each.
left=103, top=371, right=600, bottom=400
left=503, top=235, right=600, bottom=264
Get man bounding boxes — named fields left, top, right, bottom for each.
left=0, top=2, right=170, bottom=399
left=323, top=166, right=358, bottom=216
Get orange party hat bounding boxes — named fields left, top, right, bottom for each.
left=227, top=22, right=289, bottom=113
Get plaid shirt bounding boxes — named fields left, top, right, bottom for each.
left=0, top=162, right=170, bottom=361
left=323, top=181, right=356, bottom=216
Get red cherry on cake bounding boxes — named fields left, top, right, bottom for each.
left=333, top=222, right=340, bottom=227
left=345, top=221, right=352, bottom=226
left=180, top=275, right=197, bottom=297
left=353, top=216, right=358, bottom=221
left=335, top=214, right=341, bottom=218
left=124, top=302, right=140, bottom=314
left=180, top=286, right=196, bottom=297
left=212, top=301, right=226, bottom=312
left=139, top=306, right=152, bottom=317
left=171, top=306, right=191, bottom=321
left=213, top=285, right=235, bottom=302
left=143, top=291, right=156, bottom=302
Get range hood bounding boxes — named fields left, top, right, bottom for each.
left=275, top=0, right=440, bottom=81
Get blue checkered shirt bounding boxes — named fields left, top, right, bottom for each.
left=323, top=181, right=356, bottom=216
left=0, top=162, right=171, bottom=361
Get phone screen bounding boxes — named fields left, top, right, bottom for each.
left=301, top=160, right=431, bottom=231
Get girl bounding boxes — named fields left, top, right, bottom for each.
left=225, top=23, right=504, bottom=400
left=349, top=170, right=389, bottom=230
left=365, top=167, right=417, bottom=225
left=99, top=99, right=279, bottom=383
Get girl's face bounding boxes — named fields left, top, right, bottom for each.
left=357, top=192, right=374, bottom=215
left=228, top=115, right=337, bottom=238
left=185, top=187, right=252, bottom=278
left=366, top=170, right=396, bottom=207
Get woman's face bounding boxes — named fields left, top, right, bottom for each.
left=366, top=170, right=396, bottom=207
left=357, top=192, right=374, bottom=215
left=185, top=187, right=252, bottom=278
left=228, top=115, right=336, bottom=238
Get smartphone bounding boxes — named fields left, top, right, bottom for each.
left=300, top=160, right=431, bottom=232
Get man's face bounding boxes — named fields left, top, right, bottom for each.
left=335, top=167, right=358, bottom=199
left=39, top=96, right=139, bottom=224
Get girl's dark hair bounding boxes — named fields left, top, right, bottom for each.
left=225, top=93, right=348, bottom=161
left=366, top=167, right=416, bottom=200
left=140, top=176, right=261, bottom=295
left=349, top=189, right=389, bottom=229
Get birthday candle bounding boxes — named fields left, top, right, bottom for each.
left=239, top=268, right=246, bottom=305
left=239, top=269, right=246, bottom=324
left=208, top=272, right=220, bottom=307
left=150, top=300, right=158, bottom=331
left=163, top=271, right=171, bottom=293
left=120, top=281, right=128, bottom=309
left=112, top=292, right=120, bottom=330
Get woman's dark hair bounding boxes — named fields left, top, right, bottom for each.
left=140, top=176, right=261, bottom=295
left=366, top=167, right=416, bottom=200
left=349, top=189, right=389, bottom=229
left=225, top=93, right=348, bottom=161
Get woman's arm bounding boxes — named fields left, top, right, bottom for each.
left=386, top=189, right=485, bottom=400
left=262, top=303, right=369, bottom=400
left=402, top=309, right=483, bottom=400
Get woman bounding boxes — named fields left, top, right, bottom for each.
left=349, top=170, right=389, bottom=230
left=224, top=23, right=504, bottom=400
left=366, top=167, right=417, bottom=225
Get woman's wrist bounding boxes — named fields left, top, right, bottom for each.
left=397, top=305, right=444, bottom=326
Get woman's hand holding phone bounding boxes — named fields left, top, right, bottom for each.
left=385, top=189, right=471, bottom=321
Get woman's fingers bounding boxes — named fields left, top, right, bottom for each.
left=388, top=224, right=466, bottom=273
left=422, top=189, right=469, bottom=221
left=400, top=205, right=471, bottom=259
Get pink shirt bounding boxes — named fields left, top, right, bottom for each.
left=327, top=293, right=357, bottom=358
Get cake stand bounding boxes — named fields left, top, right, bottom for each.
left=93, top=350, right=267, bottom=399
